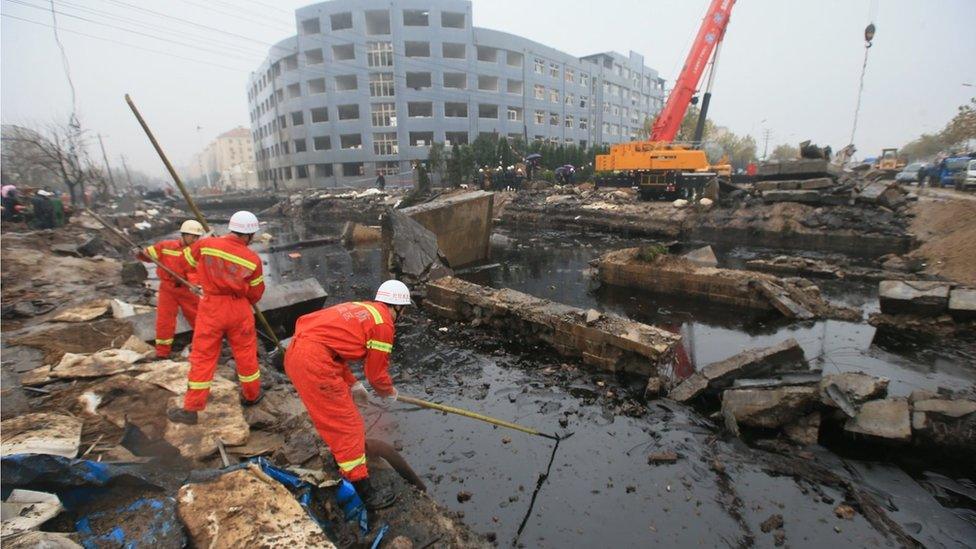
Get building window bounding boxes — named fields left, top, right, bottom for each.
left=443, top=42, right=465, bottom=59
left=287, top=83, right=301, bottom=99
left=565, top=68, right=575, bottom=82
left=565, top=92, right=575, bottom=106
left=364, top=10, right=390, bottom=35
left=341, top=162, right=364, bottom=176
left=444, top=72, right=466, bottom=89
left=369, top=73, right=394, bottom=97
left=445, top=131, right=468, bottom=145
left=444, top=102, right=467, bottom=118
left=334, top=75, right=356, bottom=92
left=313, top=136, right=331, bottom=151
left=367, top=42, right=393, bottom=67
left=549, top=112, right=559, bottom=126
left=333, top=43, right=355, bottom=61
left=283, top=54, right=298, bottom=71
left=534, top=110, right=545, bottom=124
left=405, top=41, right=430, bottom=57
left=603, top=101, right=610, bottom=113
left=315, top=163, right=333, bottom=177
left=309, top=78, right=327, bottom=94
left=407, top=102, right=432, bottom=117
left=337, top=104, right=359, bottom=120
left=507, top=51, right=523, bottom=67
left=476, top=46, right=497, bottom=63
left=612, top=105, right=620, bottom=116
left=330, top=12, right=352, bottom=31
left=507, top=107, right=522, bottom=121
left=340, top=134, right=362, bottom=149
left=549, top=63, right=559, bottom=78
left=311, top=107, right=328, bottom=123
left=564, top=115, right=574, bottom=128
left=409, top=131, right=434, bottom=146
left=373, top=132, right=398, bottom=155
left=406, top=72, right=431, bottom=89
left=294, top=138, right=307, bottom=152
left=282, top=166, right=292, bottom=179
left=580, top=73, right=589, bottom=87
left=296, top=164, right=309, bottom=178
left=507, top=79, right=523, bottom=95
left=478, top=104, right=498, bottom=119
left=403, top=9, right=428, bottom=26
left=579, top=95, right=588, bottom=108
left=441, top=11, right=465, bottom=28
left=375, top=160, right=399, bottom=175
left=534, top=58, right=544, bottom=74
left=477, top=75, right=498, bottom=92
left=281, top=142, right=289, bottom=154
left=300, top=18, right=320, bottom=35
left=533, top=84, right=545, bottom=100
left=371, top=102, right=397, bottom=126
left=579, top=117, right=588, bottom=130
left=291, top=111, right=304, bottom=126
left=305, top=49, right=323, bottom=65
left=549, top=89, right=559, bottom=103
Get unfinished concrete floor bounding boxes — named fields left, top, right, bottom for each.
left=261, top=219, right=975, bottom=547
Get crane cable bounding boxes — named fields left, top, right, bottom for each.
left=849, top=0, right=880, bottom=147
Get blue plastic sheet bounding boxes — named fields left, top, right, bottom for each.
left=76, top=497, right=185, bottom=549
left=1, top=454, right=160, bottom=509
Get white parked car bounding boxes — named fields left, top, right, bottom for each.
left=965, top=159, right=976, bottom=190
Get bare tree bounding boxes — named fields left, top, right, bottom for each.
left=1, top=119, right=102, bottom=205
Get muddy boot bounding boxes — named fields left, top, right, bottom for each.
left=353, top=478, right=397, bottom=510
left=240, top=392, right=264, bottom=407
left=167, top=408, right=198, bottom=425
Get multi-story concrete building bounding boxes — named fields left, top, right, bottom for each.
left=187, top=127, right=259, bottom=190
left=247, top=0, right=665, bottom=189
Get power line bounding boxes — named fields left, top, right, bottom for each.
left=48, top=0, right=78, bottom=128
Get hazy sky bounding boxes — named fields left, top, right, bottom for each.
left=2, top=0, right=974, bottom=176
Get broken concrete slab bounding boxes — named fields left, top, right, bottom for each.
left=0, top=489, right=63, bottom=536
left=383, top=210, right=454, bottom=287
left=110, top=299, right=153, bottom=319
left=784, top=411, right=821, bottom=446
left=948, top=288, right=976, bottom=321
left=911, top=399, right=976, bottom=454
left=857, top=180, right=896, bottom=204
left=2, top=531, right=82, bottom=549
left=819, top=372, right=889, bottom=411
left=751, top=279, right=815, bottom=320
left=879, top=280, right=950, bottom=316
left=341, top=221, right=382, bottom=246
left=682, top=245, right=718, bottom=268
left=177, top=464, right=335, bottom=548
left=120, top=261, right=148, bottom=285
left=1, top=413, right=83, bottom=458
left=845, top=398, right=911, bottom=442
left=912, top=398, right=976, bottom=418
left=10, top=318, right=135, bottom=364
left=762, top=190, right=848, bottom=206
left=400, top=190, right=494, bottom=268
left=669, top=339, right=807, bottom=402
left=52, top=299, right=111, bottom=322
left=50, top=348, right=149, bottom=379
left=425, top=277, right=680, bottom=376
left=79, top=375, right=175, bottom=441
left=721, top=386, right=819, bottom=430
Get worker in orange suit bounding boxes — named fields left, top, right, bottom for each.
left=284, top=280, right=411, bottom=510
left=136, top=220, right=205, bottom=358
left=167, top=210, right=265, bottom=425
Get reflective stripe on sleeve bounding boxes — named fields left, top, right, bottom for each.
left=249, top=275, right=264, bottom=287
left=183, top=247, right=197, bottom=268
left=187, top=380, right=212, bottom=390
left=337, top=454, right=366, bottom=472
left=145, top=246, right=158, bottom=260
left=200, top=247, right=257, bottom=271
left=366, top=339, right=393, bottom=353
left=155, top=338, right=174, bottom=345
left=353, top=301, right=383, bottom=324
left=161, top=248, right=183, bottom=256
left=238, top=371, right=261, bottom=383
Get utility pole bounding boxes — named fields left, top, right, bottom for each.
left=97, top=133, right=119, bottom=196
left=761, top=128, right=772, bottom=160
left=120, top=154, right=135, bottom=194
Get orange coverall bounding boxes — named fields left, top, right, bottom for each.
left=138, top=240, right=200, bottom=358
left=284, top=301, right=396, bottom=481
left=181, top=234, right=265, bottom=411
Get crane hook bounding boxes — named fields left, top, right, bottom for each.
left=864, top=22, right=876, bottom=47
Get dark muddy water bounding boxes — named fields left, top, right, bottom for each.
left=259, top=221, right=975, bottom=547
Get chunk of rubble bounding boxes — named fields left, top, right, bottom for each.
left=682, top=245, right=718, bottom=268
left=819, top=372, right=889, bottom=412
left=783, top=412, right=821, bottom=446
left=721, top=386, right=818, bottom=430
left=400, top=190, right=494, bottom=268
left=50, top=348, right=149, bottom=379
left=948, top=288, right=976, bottom=321
left=0, top=489, right=63, bottom=536
left=844, top=398, right=911, bottom=442
left=341, top=221, right=381, bottom=246
left=878, top=280, right=950, bottom=316
left=911, top=398, right=976, bottom=453
left=2, top=531, right=82, bottom=549
left=383, top=210, right=454, bottom=287
left=669, top=338, right=807, bottom=402
left=79, top=375, right=174, bottom=440
left=177, top=464, right=335, bottom=548
left=1, top=413, right=83, bottom=458
left=136, top=361, right=249, bottom=459
left=425, top=277, right=679, bottom=375
left=110, top=299, right=154, bottom=319
left=52, top=299, right=111, bottom=322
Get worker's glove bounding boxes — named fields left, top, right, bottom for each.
left=375, top=387, right=398, bottom=409
left=351, top=382, right=369, bottom=406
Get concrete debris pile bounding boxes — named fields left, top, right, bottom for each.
left=665, top=339, right=976, bottom=456
left=598, top=247, right=861, bottom=321
left=744, top=254, right=916, bottom=282
left=424, top=276, right=680, bottom=376
left=869, top=280, right=976, bottom=337
left=272, top=187, right=401, bottom=225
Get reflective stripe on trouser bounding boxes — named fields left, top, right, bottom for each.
left=183, top=295, right=261, bottom=411
left=154, top=282, right=200, bottom=357
left=284, top=337, right=368, bottom=481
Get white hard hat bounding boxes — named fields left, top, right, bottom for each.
left=37, top=190, right=53, bottom=197
left=228, top=210, right=259, bottom=234
left=375, top=279, right=411, bottom=306
left=180, top=219, right=205, bottom=236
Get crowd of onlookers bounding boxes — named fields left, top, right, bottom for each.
left=0, top=184, right=73, bottom=229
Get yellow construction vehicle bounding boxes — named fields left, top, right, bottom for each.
left=874, top=148, right=906, bottom=171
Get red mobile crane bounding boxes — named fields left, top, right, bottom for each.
left=595, top=0, right=736, bottom=200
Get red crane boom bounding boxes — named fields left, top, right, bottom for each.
left=650, top=0, right=736, bottom=142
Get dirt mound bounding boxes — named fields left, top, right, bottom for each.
left=908, top=193, right=976, bottom=285
left=11, top=318, right=134, bottom=363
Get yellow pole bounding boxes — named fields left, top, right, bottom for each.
left=398, top=395, right=558, bottom=440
